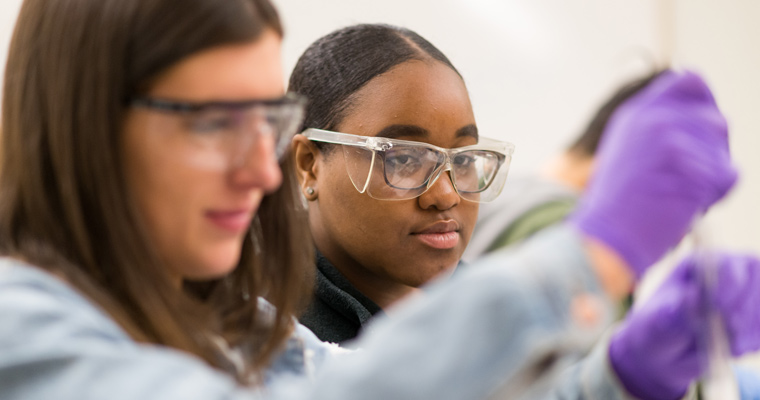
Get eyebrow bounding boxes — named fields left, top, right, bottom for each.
left=456, top=124, right=479, bottom=139
left=374, top=124, right=479, bottom=140
left=375, top=125, right=428, bottom=139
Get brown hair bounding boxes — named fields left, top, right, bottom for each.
left=0, top=0, right=312, bottom=382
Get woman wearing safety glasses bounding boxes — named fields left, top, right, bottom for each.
left=291, top=24, right=514, bottom=345
left=289, top=24, right=760, bottom=399
left=2, top=1, right=759, bottom=399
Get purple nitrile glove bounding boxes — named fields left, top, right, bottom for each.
left=609, top=253, right=760, bottom=400
left=569, top=70, right=737, bottom=277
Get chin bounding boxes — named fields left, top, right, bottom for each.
left=212, top=239, right=246, bottom=269
left=185, top=250, right=242, bottom=280
left=429, top=260, right=460, bottom=281
left=211, top=254, right=243, bottom=276
left=408, top=264, right=457, bottom=286
left=182, top=263, right=238, bottom=281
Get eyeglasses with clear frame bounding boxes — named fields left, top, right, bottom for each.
left=302, top=128, right=515, bottom=203
left=130, top=92, right=307, bottom=168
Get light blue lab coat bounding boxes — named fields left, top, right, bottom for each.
left=0, top=225, right=632, bottom=400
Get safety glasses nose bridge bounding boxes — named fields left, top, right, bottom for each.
left=423, top=155, right=454, bottom=191
left=412, top=150, right=491, bottom=200
left=374, top=144, right=497, bottom=201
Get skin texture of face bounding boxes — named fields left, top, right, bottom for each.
left=295, top=59, right=479, bottom=308
left=122, top=30, right=284, bottom=283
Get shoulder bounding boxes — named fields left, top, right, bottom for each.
left=488, top=198, right=576, bottom=251
left=464, top=175, right=578, bottom=262
left=263, top=305, right=353, bottom=383
left=0, top=258, right=131, bottom=349
left=0, top=259, right=257, bottom=400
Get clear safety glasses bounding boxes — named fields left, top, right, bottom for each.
left=302, top=128, right=515, bottom=203
left=131, top=93, right=306, bottom=167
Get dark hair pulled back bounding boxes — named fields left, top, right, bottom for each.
left=288, top=23, right=460, bottom=145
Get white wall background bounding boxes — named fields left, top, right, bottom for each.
left=272, top=0, right=760, bottom=254
left=0, top=0, right=756, bottom=253
left=276, top=5, right=760, bottom=372
left=0, top=0, right=758, bottom=372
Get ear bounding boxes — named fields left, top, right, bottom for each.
left=292, top=134, right=320, bottom=201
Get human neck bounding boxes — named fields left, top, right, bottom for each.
left=339, top=265, right=422, bottom=310
left=315, top=244, right=420, bottom=310
left=540, top=151, right=593, bottom=192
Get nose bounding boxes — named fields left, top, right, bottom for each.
left=229, top=133, right=282, bottom=193
left=417, top=169, right=460, bottom=211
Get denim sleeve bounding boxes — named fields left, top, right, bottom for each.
left=1, top=224, right=620, bottom=400
left=0, top=261, right=265, bottom=400
left=277, top=224, right=619, bottom=400
left=549, top=331, right=637, bottom=400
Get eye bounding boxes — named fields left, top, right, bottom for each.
left=385, top=149, right=422, bottom=172
left=387, top=153, right=415, bottom=166
left=185, top=109, right=239, bottom=133
left=453, top=153, right=476, bottom=167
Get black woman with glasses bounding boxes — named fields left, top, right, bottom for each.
left=290, top=24, right=514, bottom=345
left=2, top=0, right=759, bottom=398
left=289, top=24, right=760, bottom=399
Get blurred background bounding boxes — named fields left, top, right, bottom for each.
left=274, top=0, right=760, bottom=255
left=275, top=0, right=760, bottom=371
left=1, top=0, right=756, bottom=254
left=0, top=0, right=758, bottom=370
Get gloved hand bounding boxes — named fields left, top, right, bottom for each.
left=569, top=70, right=737, bottom=277
left=609, top=253, right=760, bottom=400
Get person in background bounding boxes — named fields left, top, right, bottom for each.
left=1, top=1, right=758, bottom=399
left=461, top=66, right=760, bottom=396
left=0, top=0, right=329, bottom=390
left=464, top=70, right=662, bottom=262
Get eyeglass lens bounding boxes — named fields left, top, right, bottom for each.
left=341, top=142, right=506, bottom=202
left=181, top=104, right=301, bottom=161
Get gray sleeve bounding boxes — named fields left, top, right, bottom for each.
left=281, top=224, right=617, bottom=400
left=1, top=224, right=617, bottom=400
left=0, top=263, right=262, bottom=400
left=549, top=328, right=701, bottom=400
left=549, top=332, right=636, bottom=400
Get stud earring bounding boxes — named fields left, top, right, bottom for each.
left=305, top=187, right=315, bottom=196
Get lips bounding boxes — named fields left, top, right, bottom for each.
left=205, top=209, right=253, bottom=233
left=411, top=220, right=461, bottom=250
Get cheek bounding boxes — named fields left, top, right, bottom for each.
left=125, top=129, right=193, bottom=231
left=458, top=203, right=480, bottom=246
left=122, top=121, right=220, bottom=271
left=320, top=165, right=407, bottom=245
left=128, top=147, right=197, bottom=255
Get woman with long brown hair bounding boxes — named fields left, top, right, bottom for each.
left=0, top=0, right=756, bottom=399
left=0, top=0, right=321, bottom=391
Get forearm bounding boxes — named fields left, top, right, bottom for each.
left=549, top=331, right=635, bottom=400
left=2, top=225, right=624, bottom=400
left=293, top=224, right=616, bottom=399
